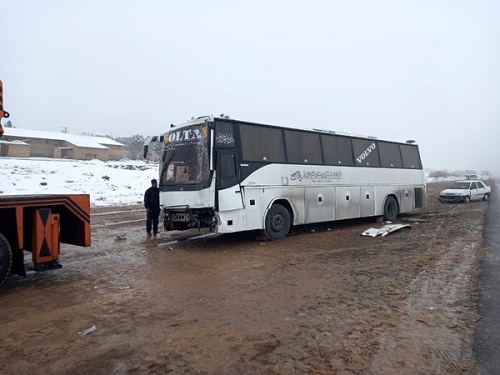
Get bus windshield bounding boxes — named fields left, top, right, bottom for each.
left=159, top=124, right=210, bottom=185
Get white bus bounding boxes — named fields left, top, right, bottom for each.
left=144, top=116, right=426, bottom=240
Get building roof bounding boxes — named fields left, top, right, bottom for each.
left=0, top=139, right=30, bottom=145
left=3, top=128, right=124, bottom=149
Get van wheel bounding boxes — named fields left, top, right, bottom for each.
left=0, top=233, right=13, bottom=287
left=264, top=204, right=291, bottom=240
left=463, top=195, right=470, bottom=203
left=483, top=193, right=489, bottom=201
left=383, top=196, right=398, bottom=221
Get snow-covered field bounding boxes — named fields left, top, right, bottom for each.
left=0, top=157, right=159, bottom=206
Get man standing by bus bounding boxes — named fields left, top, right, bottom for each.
left=144, top=179, right=160, bottom=237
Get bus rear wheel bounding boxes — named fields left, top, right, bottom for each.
left=0, top=233, right=13, bottom=287
left=264, top=204, right=291, bottom=240
left=383, top=196, right=398, bottom=222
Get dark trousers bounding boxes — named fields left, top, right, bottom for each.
left=146, top=210, right=160, bottom=234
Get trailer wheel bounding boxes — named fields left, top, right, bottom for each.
left=383, top=196, right=398, bottom=222
left=264, top=204, right=291, bottom=240
left=0, top=233, right=13, bottom=287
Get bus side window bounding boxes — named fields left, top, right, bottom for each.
left=321, top=134, right=354, bottom=166
left=284, top=130, right=322, bottom=164
left=240, top=125, right=286, bottom=162
left=352, top=138, right=381, bottom=167
left=400, top=144, right=422, bottom=169
left=220, top=153, right=237, bottom=178
left=215, top=121, right=235, bottom=147
left=379, top=141, right=403, bottom=168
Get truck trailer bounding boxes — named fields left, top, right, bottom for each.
left=0, top=195, right=91, bottom=287
left=0, top=80, right=91, bottom=287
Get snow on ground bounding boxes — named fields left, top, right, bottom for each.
left=0, top=157, right=158, bottom=206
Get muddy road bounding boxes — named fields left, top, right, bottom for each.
left=0, top=181, right=494, bottom=374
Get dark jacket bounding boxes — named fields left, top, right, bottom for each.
left=144, top=186, right=160, bottom=212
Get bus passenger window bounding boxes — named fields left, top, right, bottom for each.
left=240, top=125, right=286, bottom=162
left=352, top=139, right=380, bottom=167
left=284, top=130, right=322, bottom=164
left=321, top=135, right=354, bottom=166
left=379, top=141, right=403, bottom=168
left=400, top=144, right=422, bottom=169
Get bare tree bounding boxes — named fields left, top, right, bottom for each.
left=115, top=134, right=146, bottom=160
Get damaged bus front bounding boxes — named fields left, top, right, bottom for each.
left=144, top=117, right=217, bottom=231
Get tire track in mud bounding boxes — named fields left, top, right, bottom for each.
left=369, top=200, right=485, bottom=374
left=91, top=206, right=144, bottom=229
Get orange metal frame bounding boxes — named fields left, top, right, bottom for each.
left=0, top=194, right=91, bottom=266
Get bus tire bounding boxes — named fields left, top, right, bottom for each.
left=264, top=204, right=291, bottom=240
left=383, top=196, right=398, bottom=222
left=0, top=233, right=13, bottom=287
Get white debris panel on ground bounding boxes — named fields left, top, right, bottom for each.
left=361, top=224, right=412, bottom=237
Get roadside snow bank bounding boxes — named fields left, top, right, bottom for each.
left=0, top=157, right=158, bottom=206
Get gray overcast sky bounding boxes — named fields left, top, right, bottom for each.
left=1, top=0, right=499, bottom=175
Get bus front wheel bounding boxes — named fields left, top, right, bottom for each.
left=383, top=196, right=398, bottom=222
left=264, top=204, right=291, bottom=240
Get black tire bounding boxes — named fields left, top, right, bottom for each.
left=483, top=193, right=489, bottom=201
left=0, top=233, right=13, bottom=287
left=463, top=195, right=470, bottom=203
left=383, top=196, right=398, bottom=221
left=264, top=204, right=291, bottom=240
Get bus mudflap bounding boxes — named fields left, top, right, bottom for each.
left=32, top=208, right=63, bottom=271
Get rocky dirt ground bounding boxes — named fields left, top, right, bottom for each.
left=0, top=181, right=494, bottom=374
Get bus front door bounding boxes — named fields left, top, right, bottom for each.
left=216, top=151, right=244, bottom=211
